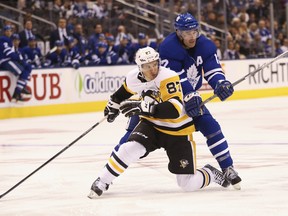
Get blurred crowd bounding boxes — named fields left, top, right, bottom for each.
left=0, top=0, right=288, bottom=71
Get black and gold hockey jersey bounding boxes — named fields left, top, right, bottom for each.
left=118, top=66, right=195, bottom=136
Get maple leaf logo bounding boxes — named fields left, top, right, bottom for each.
left=186, top=64, right=200, bottom=89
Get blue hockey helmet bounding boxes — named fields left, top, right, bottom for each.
left=174, top=13, right=199, bottom=31
left=3, top=25, right=13, bottom=31
left=11, top=33, right=20, bottom=40
left=106, top=35, right=114, bottom=41
left=55, top=40, right=64, bottom=47
left=67, top=36, right=75, bottom=44
left=97, top=41, right=108, bottom=48
left=28, top=35, right=36, bottom=41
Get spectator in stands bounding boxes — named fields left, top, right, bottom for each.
left=60, top=0, right=73, bottom=19
left=22, top=36, right=43, bottom=69
left=275, top=40, right=284, bottom=56
left=213, top=38, right=223, bottom=60
left=237, top=6, right=249, bottom=23
left=280, top=38, right=288, bottom=53
left=223, top=40, right=240, bottom=60
left=73, top=0, right=88, bottom=18
left=247, top=0, right=269, bottom=23
left=18, top=20, right=34, bottom=48
left=49, top=18, right=70, bottom=49
left=238, top=33, right=251, bottom=58
left=85, top=0, right=109, bottom=20
left=248, top=22, right=259, bottom=40
left=258, top=19, right=271, bottom=43
left=0, top=26, right=32, bottom=101
left=114, top=25, right=133, bottom=46
left=249, top=32, right=266, bottom=58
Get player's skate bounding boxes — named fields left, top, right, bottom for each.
left=223, top=166, right=242, bottom=190
left=88, top=177, right=109, bottom=198
left=204, top=164, right=230, bottom=188
left=21, top=86, right=32, bottom=99
left=11, top=91, right=24, bottom=102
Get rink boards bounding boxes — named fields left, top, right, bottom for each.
left=1, top=58, right=288, bottom=119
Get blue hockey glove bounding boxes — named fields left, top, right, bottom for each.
left=214, top=80, right=234, bottom=101
left=120, top=100, right=156, bottom=117
left=183, top=92, right=203, bottom=118
left=104, top=97, right=120, bottom=123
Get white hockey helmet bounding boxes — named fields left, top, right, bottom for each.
left=135, top=47, right=160, bottom=81
left=135, top=46, right=160, bottom=67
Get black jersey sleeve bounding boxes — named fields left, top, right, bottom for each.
left=153, top=96, right=181, bottom=119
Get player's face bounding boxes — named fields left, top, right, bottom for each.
left=141, top=60, right=159, bottom=81
left=4, top=29, right=12, bottom=38
left=179, top=29, right=199, bottom=48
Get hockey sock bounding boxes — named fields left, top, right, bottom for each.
left=176, top=169, right=211, bottom=191
left=15, top=79, right=26, bottom=93
left=98, top=141, right=146, bottom=185
left=206, top=130, right=233, bottom=169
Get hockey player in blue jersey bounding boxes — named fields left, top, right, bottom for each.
left=22, top=35, right=43, bottom=68
left=0, top=26, right=32, bottom=101
left=116, top=13, right=242, bottom=189
left=44, top=40, right=70, bottom=67
left=66, top=36, right=83, bottom=69
left=161, top=13, right=241, bottom=189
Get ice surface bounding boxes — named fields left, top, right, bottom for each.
left=0, top=96, right=288, bottom=216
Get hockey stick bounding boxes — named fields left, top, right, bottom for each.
left=201, top=50, right=288, bottom=106
left=0, top=116, right=107, bottom=199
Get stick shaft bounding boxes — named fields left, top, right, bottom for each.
left=0, top=116, right=107, bottom=199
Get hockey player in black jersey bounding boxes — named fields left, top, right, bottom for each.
left=88, top=47, right=230, bottom=198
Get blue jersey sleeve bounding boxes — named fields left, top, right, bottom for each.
left=197, top=37, right=225, bottom=89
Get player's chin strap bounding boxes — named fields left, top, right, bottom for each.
left=201, top=50, right=288, bottom=106
left=0, top=116, right=107, bottom=200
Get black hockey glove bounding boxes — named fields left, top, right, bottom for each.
left=120, top=99, right=156, bottom=117
left=183, top=92, right=203, bottom=118
left=214, top=80, right=234, bottom=101
left=104, top=97, right=120, bottom=123
left=141, top=90, right=160, bottom=104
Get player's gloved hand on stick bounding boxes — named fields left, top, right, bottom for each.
left=214, top=80, right=234, bottom=101
left=104, top=97, right=120, bottom=123
left=184, top=92, right=203, bottom=118
left=120, top=100, right=156, bottom=117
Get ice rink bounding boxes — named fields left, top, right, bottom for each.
left=1, top=96, right=288, bottom=216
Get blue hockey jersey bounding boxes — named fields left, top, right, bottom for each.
left=159, top=33, right=225, bottom=95
left=0, top=36, right=19, bottom=65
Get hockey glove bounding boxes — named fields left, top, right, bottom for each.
left=104, top=97, right=120, bottom=123
left=214, top=80, right=234, bottom=101
left=184, top=92, right=203, bottom=118
left=120, top=100, right=156, bottom=117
